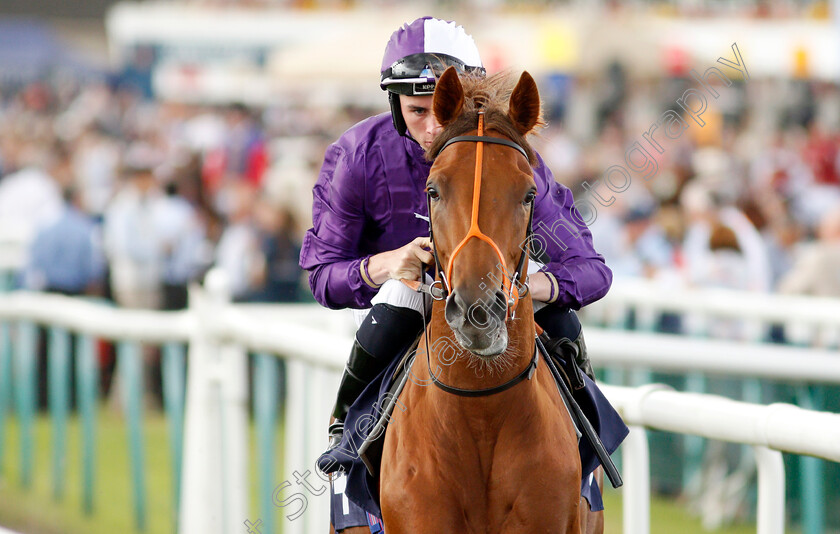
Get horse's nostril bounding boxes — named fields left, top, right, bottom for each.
left=445, top=291, right=466, bottom=323
left=493, top=290, right=508, bottom=312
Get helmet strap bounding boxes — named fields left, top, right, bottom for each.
left=388, top=92, right=408, bottom=138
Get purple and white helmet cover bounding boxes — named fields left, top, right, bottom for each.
left=380, top=16, right=482, bottom=88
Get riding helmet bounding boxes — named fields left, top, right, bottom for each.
left=380, top=17, right=485, bottom=137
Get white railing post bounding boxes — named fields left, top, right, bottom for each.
left=283, top=359, right=307, bottom=534
left=305, top=366, right=338, bottom=534
left=179, top=277, right=219, bottom=533
left=219, top=341, right=250, bottom=534
left=613, top=384, right=670, bottom=534
left=622, top=425, right=651, bottom=534
left=179, top=269, right=247, bottom=534
left=754, top=445, right=785, bottom=534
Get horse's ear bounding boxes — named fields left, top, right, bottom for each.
left=433, top=66, right=464, bottom=127
left=508, top=71, right=540, bottom=136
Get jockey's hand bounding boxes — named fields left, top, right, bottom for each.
left=367, top=237, right=434, bottom=285
left=526, top=272, right=552, bottom=302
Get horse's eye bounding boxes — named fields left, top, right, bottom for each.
left=427, top=187, right=440, bottom=201
left=523, top=190, right=536, bottom=205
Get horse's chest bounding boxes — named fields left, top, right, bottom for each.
left=383, top=429, right=577, bottom=532
left=381, top=375, right=581, bottom=532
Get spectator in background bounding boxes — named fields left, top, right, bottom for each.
left=103, top=142, right=167, bottom=310
left=72, top=123, right=120, bottom=221
left=697, top=224, right=751, bottom=291
left=204, top=103, right=268, bottom=196
left=24, top=186, right=104, bottom=411
left=778, top=207, right=840, bottom=298
left=157, top=177, right=209, bottom=311
left=609, top=205, right=675, bottom=280
left=738, top=196, right=801, bottom=288
left=681, top=183, right=772, bottom=293
left=225, top=103, right=268, bottom=187
left=249, top=202, right=303, bottom=302
left=749, top=129, right=831, bottom=232
left=214, top=182, right=263, bottom=301
left=0, top=140, right=64, bottom=248
left=103, top=142, right=196, bottom=409
left=24, top=187, right=104, bottom=295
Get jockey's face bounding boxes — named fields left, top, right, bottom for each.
left=400, top=94, right=442, bottom=149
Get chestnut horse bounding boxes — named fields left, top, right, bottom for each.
left=329, top=67, right=603, bottom=534
left=374, top=67, right=601, bottom=533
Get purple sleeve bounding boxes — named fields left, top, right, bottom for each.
left=531, top=155, right=612, bottom=309
left=299, top=143, right=379, bottom=309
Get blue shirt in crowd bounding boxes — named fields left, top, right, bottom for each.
left=26, top=206, right=104, bottom=294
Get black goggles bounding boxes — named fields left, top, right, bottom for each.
left=380, top=53, right=485, bottom=96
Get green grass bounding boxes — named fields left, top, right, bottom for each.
left=0, top=407, right=175, bottom=534
left=0, top=411, right=787, bottom=533
left=601, top=486, right=763, bottom=533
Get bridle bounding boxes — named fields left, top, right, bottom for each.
left=426, top=112, right=534, bottom=319
left=415, top=111, right=538, bottom=397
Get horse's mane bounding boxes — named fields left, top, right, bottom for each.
left=427, top=71, right=544, bottom=166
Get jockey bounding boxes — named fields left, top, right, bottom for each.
left=299, top=16, right=611, bottom=458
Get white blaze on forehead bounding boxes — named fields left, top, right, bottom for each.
left=423, top=18, right=483, bottom=68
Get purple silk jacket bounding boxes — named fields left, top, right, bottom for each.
left=299, top=112, right=612, bottom=310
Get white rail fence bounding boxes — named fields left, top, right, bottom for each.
left=1, top=274, right=840, bottom=533
left=591, top=277, right=840, bottom=534
left=605, top=384, right=840, bottom=534
left=593, top=277, right=840, bottom=344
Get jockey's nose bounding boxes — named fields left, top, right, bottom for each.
left=427, top=116, right=442, bottom=137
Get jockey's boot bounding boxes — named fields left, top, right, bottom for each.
left=325, top=340, right=384, bottom=451
left=535, top=307, right=595, bottom=389
left=322, top=303, right=425, bottom=458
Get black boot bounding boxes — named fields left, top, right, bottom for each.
left=540, top=331, right=594, bottom=391
left=535, top=307, right=596, bottom=388
left=325, top=340, right=385, bottom=451
left=569, top=328, right=595, bottom=381
left=323, top=303, right=425, bottom=455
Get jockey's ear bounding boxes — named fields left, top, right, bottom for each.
left=508, top=71, right=541, bottom=136
left=433, top=66, right=464, bottom=127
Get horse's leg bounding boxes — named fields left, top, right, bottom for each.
left=579, top=467, right=605, bottom=534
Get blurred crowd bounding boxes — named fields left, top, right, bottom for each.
left=0, top=79, right=371, bottom=307
left=534, top=69, right=840, bottom=302
left=1, top=67, right=839, bottom=316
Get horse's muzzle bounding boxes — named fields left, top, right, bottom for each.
left=444, top=289, right=508, bottom=356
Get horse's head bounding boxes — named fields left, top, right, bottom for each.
left=427, top=67, right=542, bottom=358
